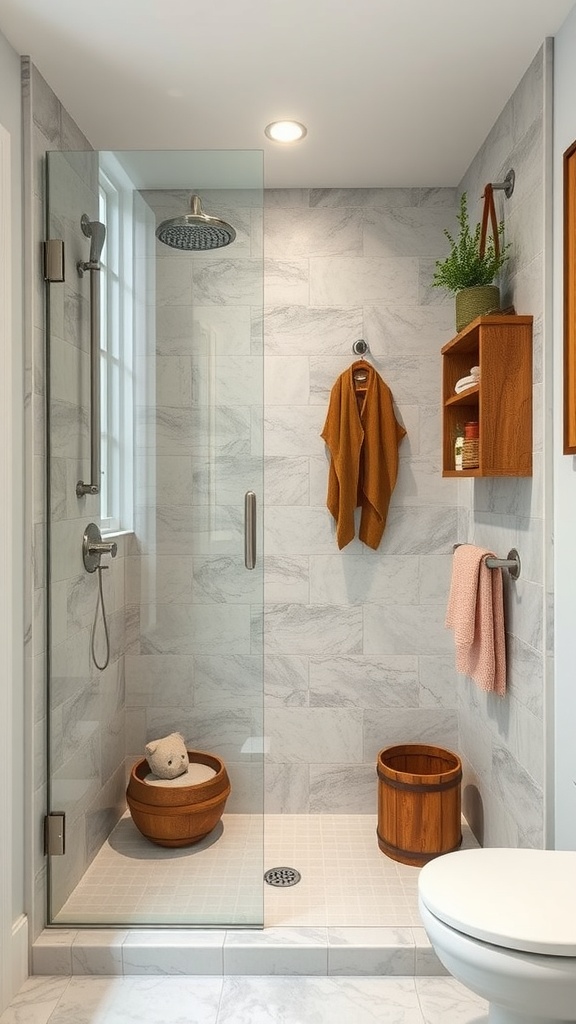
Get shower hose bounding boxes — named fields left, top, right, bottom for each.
left=91, top=564, right=110, bottom=671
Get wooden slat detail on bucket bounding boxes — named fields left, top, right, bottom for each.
left=126, top=750, right=231, bottom=848
left=377, top=744, right=462, bottom=867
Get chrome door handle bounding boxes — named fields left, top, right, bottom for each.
left=245, top=491, right=256, bottom=569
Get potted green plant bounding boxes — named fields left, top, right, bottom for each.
left=433, top=192, right=510, bottom=332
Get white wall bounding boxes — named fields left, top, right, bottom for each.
left=553, top=2, right=576, bottom=851
left=0, top=26, right=27, bottom=1014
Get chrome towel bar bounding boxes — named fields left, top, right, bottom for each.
left=453, top=544, right=521, bottom=580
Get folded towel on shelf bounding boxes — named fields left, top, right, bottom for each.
left=454, top=366, right=480, bottom=393
left=454, top=376, right=478, bottom=393
left=445, top=544, right=506, bottom=696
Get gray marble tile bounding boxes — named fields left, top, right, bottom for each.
left=492, top=743, right=543, bottom=845
left=362, top=303, right=453, bottom=356
left=310, top=187, right=417, bottom=208
left=265, top=708, right=363, bottom=764
left=417, top=188, right=458, bottom=208
left=415, top=975, right=488, bottom=1024
left=265, top=305, right=363, bottom=356
left=142, top=707, right=255, bottom=763
left=309, top=554, right=419, bottom=606
left=363, top=207, right=456, bottom=258
left=264, top=763, right=310, bottom=812
left=264, top=355, right=310, bottom=405
left=191, top=258, right=262, bottom=306
left=418, top=656, right=458, bottom=708
left=192, top=555, right=262, bottom=603
left=139, top=603, right=251, bottom=656
left=217, top=976, right=422, bottom=1024
left=265, top=505, right=364, bottom=556
left=412, top=927, right=449, bottom=976
left=42, top=976, right=223, bottom=1024
left=327, top=927, right=415, bottom=976
left=264, top=556, right=310, bottom=603
left=264, top=653, right=309, bottom=707
left=265, top=208, right=363, bottom=258
left=31, top=931, right=76, bottom=976
left=30, top=64, right=61, bottom=142
left=363, top=708, right=458, bottom=762
left=213, top=355, right=262, bottom=407
left=125, top=655, right=194, bottom=708
left=264, top=405, right=324, bottom=457
left=156, top=304, right=252, bottom=357
left=0, top=974, right=72, bottom=1021
left=309, top=655, right=419, bottom=708
left=223, top=927, right=328, bottom=975
left=121, top=930, right=225, bottom=975
left=139, top=406, right=251, bottom=457
left=310, top=256, right=419, bottom=306
left=71, top=931, right=127, bottom=976
left=418, top=554, right=453, bottom=605
left=152, top=355, right=193, bottom=408
left=264, top=258, right=309, bottom=306
left=194, top=654, right=262, bottom=709
left=265, top=603, right=362, bottom=655
left=364, top=604, right=453, bottom=656
left=309, top=764, right=377, bottom=813
left=264, top=189, right=310, bottom=209
left=504, top=636, right=543, bottom=717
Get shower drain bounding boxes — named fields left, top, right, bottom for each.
left=264, top=866, right=302, bottom=887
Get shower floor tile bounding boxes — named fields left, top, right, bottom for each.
left=54, top=813, right=478, bottom=928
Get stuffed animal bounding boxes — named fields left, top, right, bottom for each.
left=145, top=732, right=189, bottom=780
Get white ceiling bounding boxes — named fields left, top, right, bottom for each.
left=0, top=0, right=574, bottom=189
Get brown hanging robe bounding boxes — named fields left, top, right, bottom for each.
left=321, top=361, right=406, bottom=550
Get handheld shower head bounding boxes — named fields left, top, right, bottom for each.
left=79, top=213, right=106, bottom=270
left=156, top=194, right=236, bottom=251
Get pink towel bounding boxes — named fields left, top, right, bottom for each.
left=445, top=544, right=506, bottom=696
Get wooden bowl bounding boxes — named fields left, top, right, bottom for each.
left=126, top=750, right=231, bottom=847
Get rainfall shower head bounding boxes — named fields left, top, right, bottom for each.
left=156, top=194, right=236, bottom=251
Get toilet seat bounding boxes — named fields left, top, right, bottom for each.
left=418, top=847, right=576, bottom=956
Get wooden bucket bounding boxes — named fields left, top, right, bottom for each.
left=126, top=750, right=231, bottom=848
left=377, top=744, right=462, bottom=866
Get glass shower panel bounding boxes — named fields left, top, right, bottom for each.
left=46, top=150, right=264, bottom=927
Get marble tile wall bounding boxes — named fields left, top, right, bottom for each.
left=262, top=186, right=462, bottom=812
left=457, top=44, right=549, bottom=847
left=124, top=189, right=265, bottom=813
left=22, top=61, right=127, bottom=935
left=124, top=186, right=462, bottom=816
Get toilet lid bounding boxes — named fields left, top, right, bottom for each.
left=418, top=848, right=576, bottom=956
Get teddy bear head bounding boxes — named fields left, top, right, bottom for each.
left=145, top=732, right=189, bottom=780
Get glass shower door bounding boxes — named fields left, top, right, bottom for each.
left=45, top=149, right=264, bottom=926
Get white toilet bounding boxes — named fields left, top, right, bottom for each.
left=418, top=848, right=576, bottom=1024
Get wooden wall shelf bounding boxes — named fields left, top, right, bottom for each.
left=441, top=315, right=533, bottom=477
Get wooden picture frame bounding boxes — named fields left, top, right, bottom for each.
left=564, top=140, right=576, bottom=453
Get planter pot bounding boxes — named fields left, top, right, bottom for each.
left=126, top=750, right=231, bottom=847
left=455, top=285, right=500, bottom=332
left=377, top=743, right=462, bottom=866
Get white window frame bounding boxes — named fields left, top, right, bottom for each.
left=98, top=153, right=135, bottom=534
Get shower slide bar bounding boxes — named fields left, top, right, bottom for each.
left=76, top=214, right=106, bottom=497
left=453, top=544, right=521, bottom=580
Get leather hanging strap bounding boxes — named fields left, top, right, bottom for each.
left=479, top=183, right=500, bottom=260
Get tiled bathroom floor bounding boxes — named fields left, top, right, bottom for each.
left=0, top=973, right=489, bottom=1024
left=55, top=813, right=478, bottom=928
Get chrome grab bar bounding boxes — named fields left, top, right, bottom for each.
left=76, top=214, right=104, bottom=497
left=245, top=491, right=256, bottom=570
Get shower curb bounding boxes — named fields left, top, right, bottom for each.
left=31, top=926, right=448, bottom=977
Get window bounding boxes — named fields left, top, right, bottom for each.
left=98, top=155, right=135, bottom=533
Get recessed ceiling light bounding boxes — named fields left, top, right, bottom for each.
left=264, top=120, right=307, bottom=143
